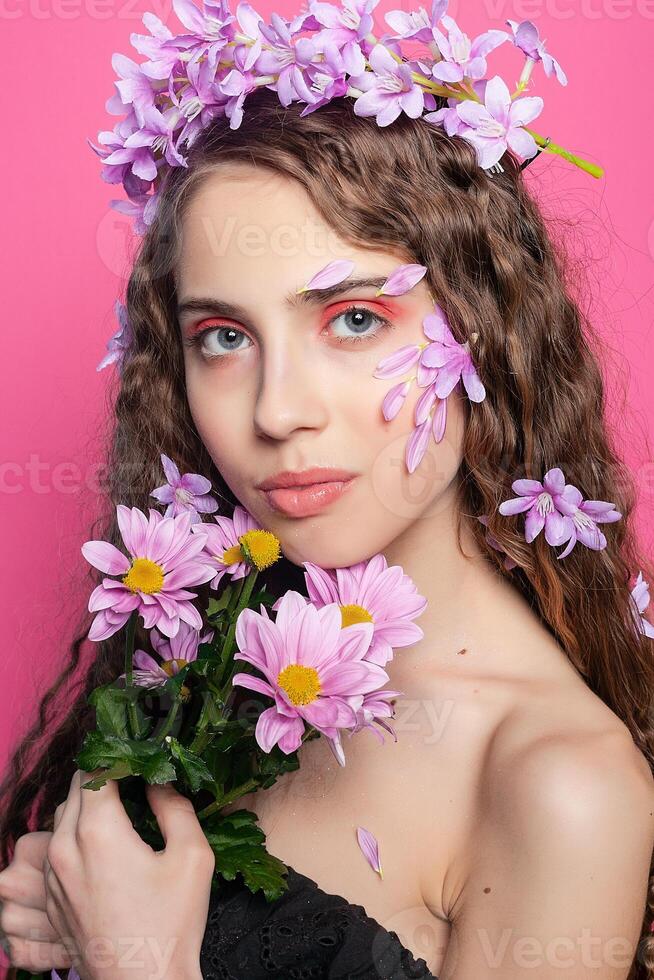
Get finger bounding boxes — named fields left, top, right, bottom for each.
left=0, top=863, right=50, bottom=912
left=145, top=782, right=213, bottom=863
left=75, top=769, right=140, bottom=844
left=51, top=771, right=83, bottom=842
left=3, top=934, right=75, bottom=971
left=0, top=900, right=61, bottom=942
left=11, top=833, right=53, bottom=873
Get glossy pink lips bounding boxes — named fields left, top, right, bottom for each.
left=263, top=478, right=355, bottom=517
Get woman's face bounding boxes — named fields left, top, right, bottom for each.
left=177, top=164, right=465, bottom=568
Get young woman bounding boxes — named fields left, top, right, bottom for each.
left=1, top=87, right=654, bottom=980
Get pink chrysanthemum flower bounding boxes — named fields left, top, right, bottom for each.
left=118, top=621, right=215, bottom=689
left=190, top=504, right=264, bottom=588
left=231, top=590, right=392, bottom=755
left=82, top=506, right=216, bottom=641
left=296, top=554, right=427, bottom=667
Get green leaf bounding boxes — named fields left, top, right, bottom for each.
left=204, top=809, right=290, bottom=902
left=167, top=737, right=215, bottom=793
left=75, top=731, right=177, bottom=786
left=89, top=683, right=140, bottom=739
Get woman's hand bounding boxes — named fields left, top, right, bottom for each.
left=43, top=769, right=215, bottom=980
left=0, top=830, right=77, bottom=972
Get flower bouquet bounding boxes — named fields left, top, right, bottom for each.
left=15, top=454, right=427, bottom=980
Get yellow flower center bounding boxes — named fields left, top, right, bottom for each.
left=277, top=664, right=321, bottom=705
left=239, top=529, right=282, bottom=570
left=161, top=659, right=188, bottom=676
left=122, top=557, right=165, bottom=594
left=221, top=544, right=244, bottom=566
left=340, top=603, right=374, bottom=628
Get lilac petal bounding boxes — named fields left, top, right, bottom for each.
left=484, top=75, right=511, bottom=125
left=406, top=418, right=431, bottom=474
left=542, top=467, right=566, bottom=495
left=432, top=397, right=448, bottom=442
left=506, top=126, right=539, bottom=160
left=150, top=484, right=176, bottom=504
left=580, top=500, right=621, bottom=523
left=512, top=479, right=543, bottom=496
left=543, top=510, right=571, bottom=546
left=524, top=507, right=545, bottom=542
left=382, top=380, right=411, bottom=421
left=373, top=344, right=421, bottom=379
left=298, top=258, right=355, bottom=292
left=499, top=495, right=534, bottom=516
left=508, top=95, right=544, bottom=128
left=461, top=364, right=486, bottom=402
left=415, top=384, right=437, bottom=425
left=180, top=472, right=213, bottom=495
left=576, top=522, right=606, bottom=551
left=557, top=530, right=578, bottom=560
left=356, top=826, right=383, bottom=878
left=422, top=305, right=450, bottom=343
left=160, top=453, right=181, bottom=487
left=376, top=263, right=428, bottom=296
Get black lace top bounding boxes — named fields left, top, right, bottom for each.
left=199, top=864, right=439, bottom=979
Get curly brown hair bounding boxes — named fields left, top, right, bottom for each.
left=2, top=87, right=653, bottom=977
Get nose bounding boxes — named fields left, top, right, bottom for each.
left=252, top=333, right=329, bottom=442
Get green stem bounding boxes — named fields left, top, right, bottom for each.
left=522, top=131, right=603, bottom=178
left=220, top=570, right=259, bottom=667
left=157, top=698, right=181, bottom=744
left=196, top=777, right=261, bottom=820
left=124, top=611, right=140, bottom=738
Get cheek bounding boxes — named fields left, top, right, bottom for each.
left=184, top=366, right=249, bottom=478
left=366, top=380, right=465, bottom=524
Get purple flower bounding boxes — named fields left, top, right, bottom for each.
left=498, top=467, right=621, bottom=559
left=97, top=299, right=133, bottom=373
left=150, top=453, right=219, bottom=524
left=630, top=572, right=654, bottom=640
left=100, top=104, right=187, bottom=183
left=384, top=0, right=448, bottom=44
left=373, top=301, right=485, bottom=474
left=351, top=43, right=425, bottom=126
left=308, top=0, right=377, bottom=75
left=301, top=40, right=351, bottom=114
left=119, top=621, right=215, bottom=689
left=555, top=485, right=622, bottom=559
left=455, top=75, right=543, bottom=169
left=255, top=12, right=319, bottom=106
left=430, top=14, right=509, bottom=84
left=506, top=19, right=567, bottom=86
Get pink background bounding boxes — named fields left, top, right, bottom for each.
left=2, top=0, right=653, bottom=787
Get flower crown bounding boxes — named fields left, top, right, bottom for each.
left=89, top=0, right=603, bottom=238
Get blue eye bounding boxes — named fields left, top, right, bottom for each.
left=183, top=305, right=393, bottom=361
left=327, top=306, right=392, bottom=345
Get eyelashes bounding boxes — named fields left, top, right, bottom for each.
left=182, top=304, right=395, bottom=362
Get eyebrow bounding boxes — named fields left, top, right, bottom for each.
left=176, top=276, right=391, bottom=321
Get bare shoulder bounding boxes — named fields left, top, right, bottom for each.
left=435, top=672, right=654, bottom=979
